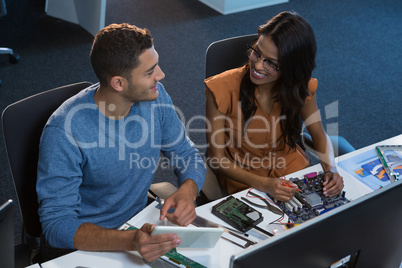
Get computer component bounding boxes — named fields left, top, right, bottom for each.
left=230, top=179, right=402, bottom=268
left=211, top=195, right=263, bottom=232
left=273, top=171, right=349, bottom=225
left=124, top=225, right=207, bottom=268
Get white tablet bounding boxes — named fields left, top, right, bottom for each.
left=152, top=226, right=224, bottom=248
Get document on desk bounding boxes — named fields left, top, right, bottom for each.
left=337, top=147, right=400, bottom=191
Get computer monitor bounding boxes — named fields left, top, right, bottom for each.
left=0, top=199, right=14, bottom=268
left=230, top=179, right=402, bottom=268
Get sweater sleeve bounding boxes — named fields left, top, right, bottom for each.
left=156, top=84, right=206, bottom=193
left=36, top=125, right=84, bottom=249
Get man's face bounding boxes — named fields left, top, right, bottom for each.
left=122, top=46, right=165, bottom=102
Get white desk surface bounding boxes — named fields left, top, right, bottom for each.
left=26, top=264, right=41, bottom=268
left=38, top=134, right=402, bottom=268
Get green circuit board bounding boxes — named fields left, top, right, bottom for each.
left=126, top=226, right=206, bottom=268
left=211, top=195, right=263, bottom=232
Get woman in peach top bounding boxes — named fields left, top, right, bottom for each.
left=205, top=11, right=344, bottom=202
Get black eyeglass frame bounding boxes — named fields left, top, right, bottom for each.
left=246, top=43, right=280, bottom=72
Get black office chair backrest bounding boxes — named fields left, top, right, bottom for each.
left=1, top=82, right=93, bottom=240
left=198, top=34, right=258, bottom=204
left=205, top=34, right=258, bottom=79
left=0, top=199, right=14, bottom=268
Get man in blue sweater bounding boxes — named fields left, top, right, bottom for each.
left=36, top=23, right=206, bottom=262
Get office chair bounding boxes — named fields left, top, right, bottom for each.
left=2, top=81, right=93, bottom=264
left=0, top=47, right=20, bottom=63
left=0, top=47, right=19, bottom=62
left=0, top=199, right=31, bottom=268
left=205, top=34, right=258, bottom=79
left=0, top=199, right=16, bottom=268
left=198, top=34, right=355, bottom=204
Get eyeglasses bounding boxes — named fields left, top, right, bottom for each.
left=247, top=44, right=280, bottom=73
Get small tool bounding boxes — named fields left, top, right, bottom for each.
left=155, top=197, right=164, bottom=208
left=281, top=178, right=301, bottom=192
left=231, top=214, right=274, bottom=237
left=243, top=191, right=283, bottom=215
left=156, top=197, right=175, bottom=215
left=192, top=215, right=257, bottom=248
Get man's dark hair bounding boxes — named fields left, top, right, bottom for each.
left=90, top=23, right=153, bottom=86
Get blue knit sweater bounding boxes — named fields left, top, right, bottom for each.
left=36, top=83, right=206, bottom=249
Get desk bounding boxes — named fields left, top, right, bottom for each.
left=26, top=264, right=41, bottom=268
left=38, top=134, right=402, bottom=268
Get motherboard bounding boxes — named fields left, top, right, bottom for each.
left=273, top=171, right=349, bottom=225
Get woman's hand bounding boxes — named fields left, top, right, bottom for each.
left=322, top=172, right=344, bottom=197
left=263, top=177, right=298, bottom=202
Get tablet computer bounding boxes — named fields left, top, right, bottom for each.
left=152, top=226, right=224, bottom=248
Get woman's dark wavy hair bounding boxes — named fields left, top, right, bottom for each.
left=90, top=23, right=153, bottom=86
left=240, top=11, right=317, bottom=149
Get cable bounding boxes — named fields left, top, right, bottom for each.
left=244, top=188, right=292, bottom=229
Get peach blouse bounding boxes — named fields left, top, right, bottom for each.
left=205, top=66, right=318, bottom=194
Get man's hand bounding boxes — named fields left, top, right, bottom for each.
left=159, top=179, right=198, bottom=226
left=134, top=223, right=181, bottom=263
left=73, top=222, right=180, bottom=263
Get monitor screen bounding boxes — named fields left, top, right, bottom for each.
left=0, top=199, right=14, bottom=268
left=230, top=179, right=402, bottom=268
